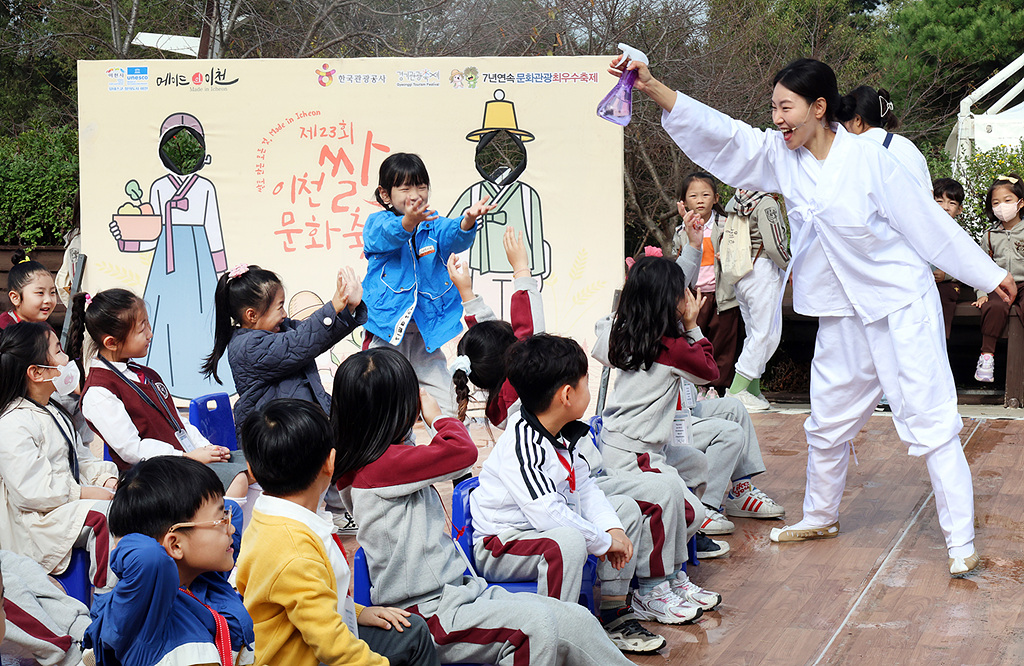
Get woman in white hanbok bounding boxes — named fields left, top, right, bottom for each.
left=609, top=56, right=1016, bottom=575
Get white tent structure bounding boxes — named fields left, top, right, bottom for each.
left=949, top=51, right=1024, bottom=178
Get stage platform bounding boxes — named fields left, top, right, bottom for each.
left=343, top=410, right=1024, bottom=665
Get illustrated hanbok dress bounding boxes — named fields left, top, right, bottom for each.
left=137, top=173, right=234, bottom=398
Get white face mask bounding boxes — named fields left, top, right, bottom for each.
left=38, top=362, right=81, bottom=396
left=993, top=201, right=1021, bottom=223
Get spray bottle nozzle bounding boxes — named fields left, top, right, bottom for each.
left=615, top=43, right=649, bottom=67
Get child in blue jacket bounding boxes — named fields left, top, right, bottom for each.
left=362, top=152, right=494, bottom=416
left=85, top=456, right=254, bottom=666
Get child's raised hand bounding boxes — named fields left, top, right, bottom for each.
left=602, top=528, right=633, bottom=570
left=357, top=606, right=413, bottom=632
left=462, top=195, right=496, bottom=230
left=402, top=198, right=438, bottom=231
left=679, top=207, right=703, bottom=249
left=332, top=267, right=363, bottom=314
left=419, top=388, right=442, bottom=428
left=503, top=227, right=530, bottom=276
left=681, top=288, right=704, bottom=330
left=447, top=254, right=474, bottom=301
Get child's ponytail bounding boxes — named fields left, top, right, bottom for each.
left=455, top=321, right=517, bottom=422
left=202, top=265, right=283, bottom=383
left=203, top=272, right=235, bottom=384
left=67, top=289, right=146, bottom=375
left=65, top=292, right=89, bottom=379
left=452, top=367, right=471, bottom=422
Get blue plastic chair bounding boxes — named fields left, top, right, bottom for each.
left=54, top=549, right=92, bottom=608
left=451, top=477, right=599, bottom=614
left=353, top=548, right=487, bottom=666
left=588, top=415, right=698, bottom=568
left=189, top=393, right=238, bottom=450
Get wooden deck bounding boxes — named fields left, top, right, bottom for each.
left=344, top=412, right=1024, bottom=666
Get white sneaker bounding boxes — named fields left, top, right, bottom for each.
left=671, top=573, right=722, bottom=611
left=700, top=506, right=735, bottom=534
left=329, top=507, right=359, bottom=535
left=769, top=521, right=840, bottom=542
left=724, top=481, right=785, bottom=519
left=975, top=354, right=995, bottom=383
left=631, top=581, right=703, bottom=624
left=731, top=389, right=769, bottom=412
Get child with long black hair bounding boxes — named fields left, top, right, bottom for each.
left=69, top=288, right=251, bottom=503
left=332, top=347, right=634, bottom=666
left=362, top=152, right=494, bottom=417
left=202, top=264, right=366, bottom=436
left=0, top=322, right=118, bottom=591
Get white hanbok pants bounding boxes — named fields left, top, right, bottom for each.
left=801, top=287, right=974, bottom=551
left=733, top=256, right=786, bottom=380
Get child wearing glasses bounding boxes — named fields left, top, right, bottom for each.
left=84, top=456, right=255, bottom=666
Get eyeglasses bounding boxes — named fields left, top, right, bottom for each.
left=167, top=506, right=234, bottom=533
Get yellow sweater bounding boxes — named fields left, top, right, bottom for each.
left=237, top=511, right=389, bottom=666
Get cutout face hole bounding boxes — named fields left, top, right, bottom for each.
left=475, top=130, right=526, bottom=184
left=160, top=129, right=206, bottom=175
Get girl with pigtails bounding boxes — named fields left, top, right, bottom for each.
left=448, top=226, right=543, bottom=427
left=201, top=264, right=367, bottom=438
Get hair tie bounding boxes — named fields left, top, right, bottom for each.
left=17, top=254, right=31, bottom=264
left=644, top=246, right=663, bottom=257
left=879, top=96, right=894, bottom=118
left=84, top=293, right=92, bottom=309
left=228, top=263, right=250, bottom=278
left=450, top=355, right=472, bottom=377
left=997, top=174, right=1020, bottom=184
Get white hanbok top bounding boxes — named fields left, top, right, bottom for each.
left=661, top=92, right=1005, bottom=323
left=859, top=126, right=931, bottom=191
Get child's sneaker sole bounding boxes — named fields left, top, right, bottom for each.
left=603, top=615, right=667, bottom=653
left=769, top=521, right=840, bottom=542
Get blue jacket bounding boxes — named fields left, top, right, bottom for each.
left=227, top=301, right=367, bottom=435
left=85, top=501, right=254, bottom=666
left=361, top=209, right=476, bottom=352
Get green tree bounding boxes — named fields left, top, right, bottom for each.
left=873, top=0, right=1024, bottom=144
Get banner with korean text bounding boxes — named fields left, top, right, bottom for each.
left=78, top=57, right=623, bottom=400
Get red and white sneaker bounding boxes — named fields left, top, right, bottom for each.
left=631, top=581, right=703, bottom=624
left=724, top=481, right=785, bottom=519
left=700, top=506, right=735, bottom=534
left=671, top=573, right=722, bottom=611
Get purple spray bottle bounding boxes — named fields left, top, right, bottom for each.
left=596, top=43, right=650, bottom=126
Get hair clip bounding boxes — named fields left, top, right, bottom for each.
left=449, top=355, right=472, bottom=377
left=879, top=97, right=894, bottom=118
left=84, top=293, right=92, bottom=308
left=997, top=175, right=1019, bottom=184
left=228, top=264, right=250, bottom=278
